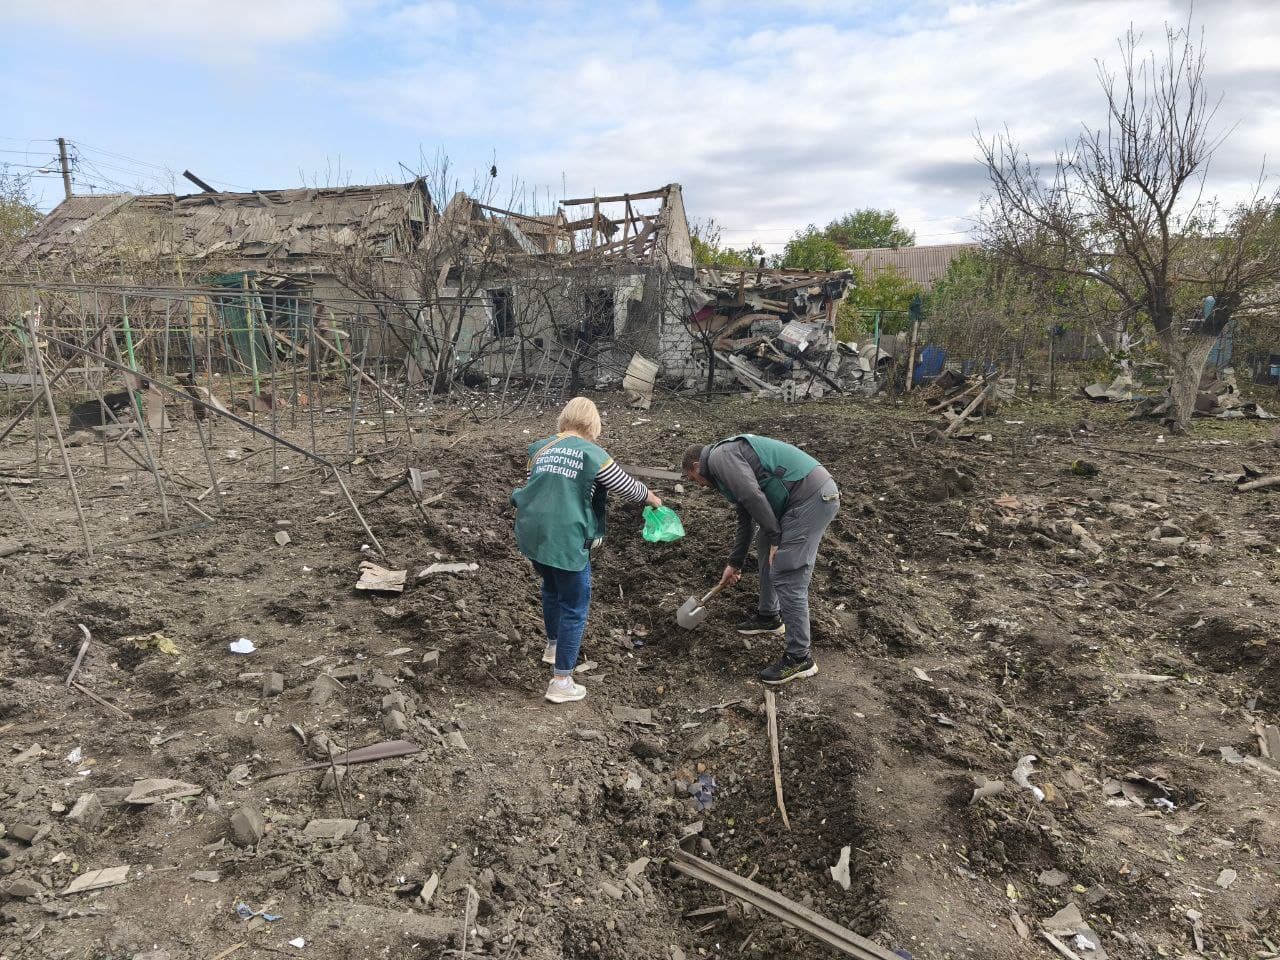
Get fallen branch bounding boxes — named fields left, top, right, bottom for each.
left=764, top=689, right=791, bottom=830
left=71, top=680, right=130, bottom=718
left=668, top=850, right=898, bottom=959
left=66, top=624, right=92, bottom=688
left=1235, top=474, right=1280, bottom=493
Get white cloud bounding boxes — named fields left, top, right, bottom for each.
left=6, top=0, right=367, bottom=48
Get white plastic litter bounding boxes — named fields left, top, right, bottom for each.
left=229, top=638, right=256, bottom=655
left=288, top=938, right=306, bottom=948
left=1012, top=755, right=1045, bottom=802
left=65, top=747, right=82, bottom=764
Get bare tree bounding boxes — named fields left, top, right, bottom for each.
left=979, top=19, right=1280, bottom=428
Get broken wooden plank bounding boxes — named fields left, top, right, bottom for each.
left=668, top=850, right=898, bottom=959
left=942, top=382, right=995, bottom=439
left=259, top=739, right=422, bottom=780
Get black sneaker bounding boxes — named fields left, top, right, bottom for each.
left=759, top=654, right=818, bottom=686
left=736, top=612, right=785, bottom=636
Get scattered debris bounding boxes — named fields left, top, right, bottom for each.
left=417, top=562, right=479, bottom=577
left=126, top=631, right=180, bottom=656
left=356, top=561, right=407, bottom=593
left=125, top=778, right=203, bottom=805
left=303, top=818, right=359, bottom=841
left=229, top=805, right=266, bottom=846
left=669, top=849, right=899, bottom=959
left=64, top=865, right=131, bottom=895
left=830, top=846, right=852, bottom=891
left=1012, top=755, right=1045, bottom=801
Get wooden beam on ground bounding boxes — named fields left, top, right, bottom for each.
left=668, top=850, right=899, bottom=959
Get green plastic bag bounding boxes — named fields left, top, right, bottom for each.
left=642, top=505, right=686, bottom=543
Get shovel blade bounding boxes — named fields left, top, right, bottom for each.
left=677, top=596, right=709, bottom=630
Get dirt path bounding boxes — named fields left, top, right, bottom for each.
left=1, top=396, right=1278, bottom=959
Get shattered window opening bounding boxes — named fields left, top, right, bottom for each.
left=488, top=288, right=515, bottom=338
left=583, top=288, right=615, bottom=342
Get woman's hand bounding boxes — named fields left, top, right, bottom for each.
left=768, top=545, right=778, bottom=567
left=719, top=565, right=741, bottom=588
left=646, top=491, right=663, bottom=508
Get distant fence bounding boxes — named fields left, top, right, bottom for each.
left=841, top=305, right=1269, bottom=397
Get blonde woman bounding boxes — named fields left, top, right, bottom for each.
left=512, top=397, right=660, bottom=703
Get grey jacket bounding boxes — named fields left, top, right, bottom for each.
left=700, top=439, right=832, bottom=569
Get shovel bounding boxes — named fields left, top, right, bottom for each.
left=677, top=582, right=726, bottom=630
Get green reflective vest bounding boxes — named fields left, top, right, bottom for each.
left=710, top=434, right=819, bottom=520
left=511, top=434, right=610, bottom=571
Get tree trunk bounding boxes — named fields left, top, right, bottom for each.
left=1156, top=325, right=1217, bottom=431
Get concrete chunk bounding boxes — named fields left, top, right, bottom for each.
left=68, top=793, right=104, bottom=829
left=262, top=672, right=285, bottom=697
left=303, top=818, right=359, bottom=841
left=229, top=805, right=265, bottom=846
left=310, top=674, right=344, bottom=705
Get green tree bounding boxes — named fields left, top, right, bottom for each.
left=689, top=218, right=764, bottom=267
left=0, top=167, right=40, bottom=257
left=823, top=209, right=915, bottom=249
left=837, top=265, right=926, bottom=338
left=780, top=225, right=848, bottom=271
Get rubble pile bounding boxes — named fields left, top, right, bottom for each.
left=1084, top=368, right=1274, bottom=420
left=690, top=266, right=884, bottom=399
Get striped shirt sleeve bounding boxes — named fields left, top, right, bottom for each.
left=594, top=459, right=649, bottom=503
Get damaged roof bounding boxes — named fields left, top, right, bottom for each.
left=13, top=182, right=432, bottom=268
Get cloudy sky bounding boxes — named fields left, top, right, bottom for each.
left=2, top=0, right=1278, bottom=252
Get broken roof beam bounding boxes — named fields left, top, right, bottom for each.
left=560, top=186, right=671, bottom=206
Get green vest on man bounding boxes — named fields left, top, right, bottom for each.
left=683, top=433, right=839, bottom=688
left=709, top=434, right=820, bottom=519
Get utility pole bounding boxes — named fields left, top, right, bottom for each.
left=57, top=137, right=72, bottom=199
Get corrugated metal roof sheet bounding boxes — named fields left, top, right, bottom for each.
left=845, top=243, right=980, bottom=290
left=13, top=182, right=431, bottom=267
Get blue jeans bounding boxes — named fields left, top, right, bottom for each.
left=532, top=561, right=592, bottom=676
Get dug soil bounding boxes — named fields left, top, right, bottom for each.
left=1, top=393, right=1278, bottom=959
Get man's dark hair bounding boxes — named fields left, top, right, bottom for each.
left=682, top=444, right=705, bottom=475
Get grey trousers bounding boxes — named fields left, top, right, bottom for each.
left=757, top=477, right=840, bottom=660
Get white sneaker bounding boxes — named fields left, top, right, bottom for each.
left=545, top=677, right=586, bottom=704
left=541, top=642, right=556, bottom=666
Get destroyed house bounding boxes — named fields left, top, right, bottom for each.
left=11, top=182, right=432, bottom=282
left=430, top=184, right=699, bottom=387
left=8, top=180, right=719, bottom=389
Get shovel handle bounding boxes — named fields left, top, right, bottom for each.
left=699, top=582, right=726, bottom=605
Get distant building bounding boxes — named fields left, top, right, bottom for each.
left=845, top=242, right=980, bottom=290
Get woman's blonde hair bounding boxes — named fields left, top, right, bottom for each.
left=557, top=396, right=602, bottom=440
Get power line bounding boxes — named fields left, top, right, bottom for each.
left=68, top=139, right=169, bottom=171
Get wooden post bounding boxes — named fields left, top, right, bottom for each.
left=57, top=137, right=72, bottom=200
left=26, top=314, right=94, bottom=560
left=764, top=690, right=791, bottom=831
left=905, top=320, right=920, bottom=393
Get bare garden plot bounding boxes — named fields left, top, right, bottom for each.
left=1, top=387, right=1279, bottom=959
